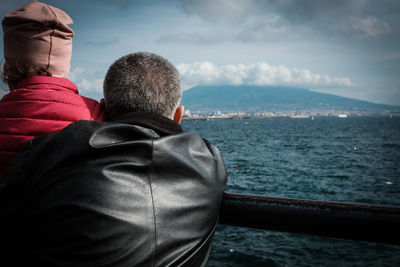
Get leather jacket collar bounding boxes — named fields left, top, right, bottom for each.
left=111, top=112, right=183, bottom=137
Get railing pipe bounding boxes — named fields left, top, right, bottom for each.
left=219, top=192, right=400, bottom=245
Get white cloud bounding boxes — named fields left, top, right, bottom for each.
left=68, top=67, right=104, bottom=97
left=68, top=67, right=85, bottom=82
left=177, top=62, right=352, bottom=89
left=76, top=78, right=104, bottom=94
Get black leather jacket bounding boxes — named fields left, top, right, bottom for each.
left=0, top=112, right=227, bottom=267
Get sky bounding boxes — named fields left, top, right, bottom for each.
left=0, top=0, right=400, bottom=105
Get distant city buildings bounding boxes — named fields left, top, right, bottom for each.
left=182, top=109, right=399, bottom=121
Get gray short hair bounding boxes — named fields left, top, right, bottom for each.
left=103, top=52, right=182, bottom=120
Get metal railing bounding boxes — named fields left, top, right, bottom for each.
left=219, top=192, right=400, bottom=245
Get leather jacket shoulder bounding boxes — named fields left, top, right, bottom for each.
left=0, top=114, right=227, bottom=267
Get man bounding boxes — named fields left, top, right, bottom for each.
left=0, top=52, right=227, bottom=266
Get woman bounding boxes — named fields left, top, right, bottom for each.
left=0, top=1, right=104, bottom=182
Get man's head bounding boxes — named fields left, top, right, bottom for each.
left=2, top=0, right=74, bottom=88
left=103, top=52, right=183, bottom=121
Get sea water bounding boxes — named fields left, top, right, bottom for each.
left=182, top=117, right=400, bottom=266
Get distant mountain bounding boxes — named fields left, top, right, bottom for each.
left=181, top=85, right=397, bottom=112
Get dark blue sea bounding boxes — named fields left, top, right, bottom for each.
left=182, top=116, right=400, bottom=267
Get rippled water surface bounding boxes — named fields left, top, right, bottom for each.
left=182, top=117, right=400, bottom=266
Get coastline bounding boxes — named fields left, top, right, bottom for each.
left=182, top=111, right=398, bottom=121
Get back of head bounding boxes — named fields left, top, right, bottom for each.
left=2, top=0, right=74, bottom=87
left=103, top=52, right=182, bottom=120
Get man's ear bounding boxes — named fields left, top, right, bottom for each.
left=173, top=106, right=184, bottom=124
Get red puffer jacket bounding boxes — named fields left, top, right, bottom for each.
left=0, top=76, right=104, bottom=182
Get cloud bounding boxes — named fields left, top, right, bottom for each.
left=350, top=16, right=391, bottom=37
left=177, top=62, right=352, bottom=89
left=179, top=0, right=398, bottom=39
left=267, top=0, right=369, bottom=22
left=179, top=0, right=368, bottom=22
left=68, top=67, right=104, bottom=98
left=179, top=0, right=381, bottom=23
left=157, top=16, right=288, bottom=44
